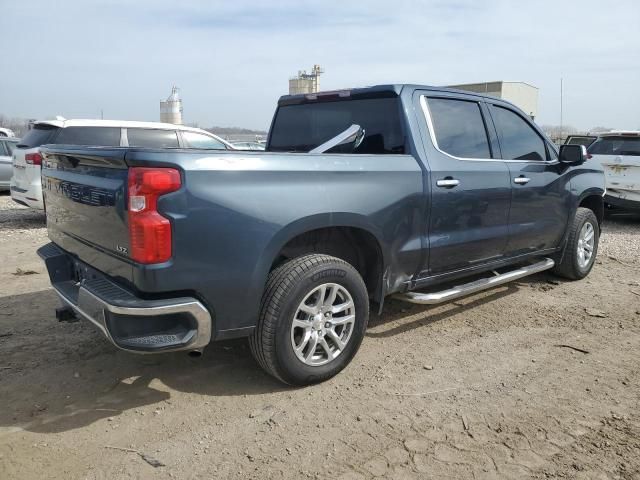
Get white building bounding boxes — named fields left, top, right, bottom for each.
left=447, top=81, right=539, bottom=120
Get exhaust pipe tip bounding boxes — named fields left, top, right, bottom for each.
left=188, top=349, right=203, bottom=358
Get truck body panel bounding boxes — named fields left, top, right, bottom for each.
left=42, top=146, right=424, bottom=335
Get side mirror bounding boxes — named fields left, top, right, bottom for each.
left=559, top=144, right=587, bottom=164
left=309, top=124, right=365, bottom=154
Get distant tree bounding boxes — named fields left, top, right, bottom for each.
left=0, top=115, right=30, bottom=137
left=541, top=125, right=578, bottom=137
left=205, top=126, right=267, bottom=135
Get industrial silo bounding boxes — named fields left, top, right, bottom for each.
left=288, top=65, right=324, bottom=95
left=160, top=86, right=183, bottom=125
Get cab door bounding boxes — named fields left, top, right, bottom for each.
left=486, top=103, right=570, bottom=255
left=416, top=93, right=512, bottom=276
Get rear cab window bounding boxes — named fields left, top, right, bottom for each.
left=268, top=97, right=405, bottom=154
left=55, top=127, right=121, bottom=146
left=127, top=129, right=180, bottom=148
left=424, top=97, right=491, bottom=158
left=17, top=125, right=59, bottom=149
left=588, top=136, right=640, bottom=156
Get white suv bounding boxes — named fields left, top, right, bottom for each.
left=587, top=131, right=640, bottom=212
left=0, top=127, right=16, bottom=137
left=10, top=119, right=233, bottom=210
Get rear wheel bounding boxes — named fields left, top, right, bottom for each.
left=249, top=254, right=369, bottom=385
left=553, top=207, right=599, bottom=280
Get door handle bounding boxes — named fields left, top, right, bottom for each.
left=514, top=176, right=530, bottom=185
left=436, top=178, right=460, bottom=188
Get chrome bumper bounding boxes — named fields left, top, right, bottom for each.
left=39, top=242, right=212, bottom=353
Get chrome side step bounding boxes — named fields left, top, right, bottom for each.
left=393, top=258, right=555, bottom=305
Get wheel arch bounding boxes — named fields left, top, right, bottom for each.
left=261, top=213, right=388, bottom=302
left=578, top=191, right=604, bottom=227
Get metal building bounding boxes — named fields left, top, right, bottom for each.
left=289, top=65, right=324, bottom=95
left=447, top=81, right=539, bottom=120
left=160, top=86, right=183, bottom=125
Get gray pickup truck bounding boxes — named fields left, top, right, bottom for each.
left=38, top=84, right=605, bottom=385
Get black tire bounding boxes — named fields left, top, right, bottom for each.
left=553, top=207, right=599, bottom=280
left=249, top=254, right=369, bottom=386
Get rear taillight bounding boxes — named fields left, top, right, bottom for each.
left=127, top=167, right=181, bottom=264
left=25, top=153, right=42, bottom=165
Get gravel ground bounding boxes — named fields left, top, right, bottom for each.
left=0, top=193, right=639, bottom=480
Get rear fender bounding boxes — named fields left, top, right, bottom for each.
left=259, top=213, right=390, bottom=299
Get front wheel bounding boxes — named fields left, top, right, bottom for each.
left=249, top=254, right=369, bottom=385
left=553, top=207, right=600, bottom=280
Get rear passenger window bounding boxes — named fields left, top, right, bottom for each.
left=426, top=97, right=491, bottom=159
left=55, top=127, right=121, bottom=146
left=491, top=106, right=547, bottom=161
left=127, top=129, right=179, bottom=148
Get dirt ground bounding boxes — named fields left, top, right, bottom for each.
left=0, top=193, right=638, bottom=480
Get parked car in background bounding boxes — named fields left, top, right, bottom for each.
left=10, top=119, right=234, bottom=209
left=0, top=137, right=19, bottom=191
left=565, top=135, right=597, bottom=148
left=0, top=127, right=16, bottom=137
left=37, top=84, right=604, bottom=386
left=588, top=131, right=640, bottom=212
left=232, top=141, right=266, bottom=151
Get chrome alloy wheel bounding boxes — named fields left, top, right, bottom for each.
left=290, top=283, right=356, bottom=366
left=577, top=221, right=595, bottom=268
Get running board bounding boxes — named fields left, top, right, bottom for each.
left=393, top=258, right=555, bottom=305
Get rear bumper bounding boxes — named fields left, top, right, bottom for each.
left=10, top=183, right=44, bottom=210
left=604, top=193, right=640, bottom=212
left=38, top=242, right=212, bottom=353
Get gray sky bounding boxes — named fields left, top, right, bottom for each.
left=1, top=0, right=639, bottom=131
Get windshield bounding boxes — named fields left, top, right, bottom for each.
left=17, top=124, right=59, bottom=148
left=268, top=97, right=405, bottom=154
left=588, top=136, right=640, bottom=156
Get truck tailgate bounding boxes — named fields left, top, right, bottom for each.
left=41, top=146, right=132, bottom=277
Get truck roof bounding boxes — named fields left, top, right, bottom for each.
left=278, top=84, right=508, bottom=106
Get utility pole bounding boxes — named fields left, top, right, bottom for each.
left=101, top=109, right=104, bottom=120
left=560, top=78, right=563, bottom=140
